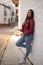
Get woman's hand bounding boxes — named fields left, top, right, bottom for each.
left=17, top=28, right=22, bottom=32
left=17, top=29, right=21, bottom=31
left=20, top=32, right=24, bottom=36
left=17, top=28, right=23, bottom=36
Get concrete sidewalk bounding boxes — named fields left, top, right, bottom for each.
left=0, top=27, right=15, bottom=64
left=1, top=35, right=31, bottom=65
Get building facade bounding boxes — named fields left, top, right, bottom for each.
left=0, top=3, right=15, bottom=26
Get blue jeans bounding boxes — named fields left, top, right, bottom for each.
left=16, top=34, right=33, bottom=59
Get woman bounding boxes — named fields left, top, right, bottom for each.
left=16, top=9, right=35, bottom=64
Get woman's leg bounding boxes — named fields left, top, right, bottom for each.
left=24, top=34, right=33, bottom=60
left=16, top=36, right=26, bottom=48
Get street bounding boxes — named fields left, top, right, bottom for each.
left=0, top=26, right=32, bottom=65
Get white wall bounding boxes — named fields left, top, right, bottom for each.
left=19, top=0, right=43, bottom=65
left=0, top=5, right=4, bottom=23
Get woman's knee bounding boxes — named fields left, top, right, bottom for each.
left=16, top=41, right=21, bottom=47
left=16, top=42, right=19, bottom=46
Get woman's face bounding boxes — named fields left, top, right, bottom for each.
left=27, top=10, right=32, bottom=17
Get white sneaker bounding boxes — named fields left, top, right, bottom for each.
left=18, top=59, right=26, bottom=64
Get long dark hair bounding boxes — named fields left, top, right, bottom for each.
left=23, top=9, right=34, bottom=25
left=25, top=9, right=34, bottom=21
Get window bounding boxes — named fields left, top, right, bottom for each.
left=11, top=11, right=14, bottom=16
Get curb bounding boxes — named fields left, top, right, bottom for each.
left=0, top=35, right=12, bottom=65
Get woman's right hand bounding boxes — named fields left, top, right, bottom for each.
left=17, top=29, right=20, bottom=31
left=17, top=28, right=22, bottom=31
left=20, top=32, right=24, bottom=36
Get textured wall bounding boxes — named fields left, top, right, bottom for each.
left=19, top=0, right=43, bottom=65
